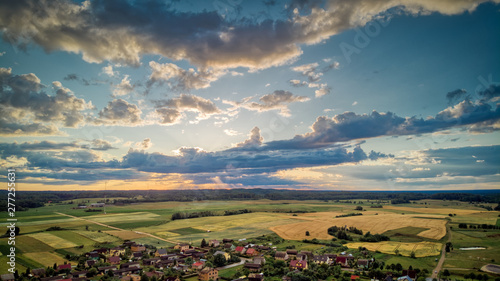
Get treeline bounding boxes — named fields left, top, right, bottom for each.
left=359, top=232, right=390, bottom=242
left=171, top=209, right=251, bottom=220
left=458, top=223, right=500, bottom=230
left=171, top=211, right=216, bottom=220
left=2, top=189, right=500, bottom=211
left=336, top=213, right=363, bottom=218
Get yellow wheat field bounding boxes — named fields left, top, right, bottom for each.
left=270, top=212, right=447, bottom=240
left=27, top=233, right=78, bottom=249
left=346, top=241, right=442, bottom=257
left=24, top=252, right=71, bottom=267
left=85, top=212, right=160, bottom=223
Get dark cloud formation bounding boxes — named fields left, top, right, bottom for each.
left=446, top=88, right=468, bottom=105
left=265, top=98, right=500, bottom=149
left=0, top=0, right=495, bottom=69
left=0, top=68, right=92, bottom=135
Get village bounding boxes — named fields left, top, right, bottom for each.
left=2, top=236, right=422, bottom=281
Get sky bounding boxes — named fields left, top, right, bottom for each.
left=0, top=0, right=499, bottom=191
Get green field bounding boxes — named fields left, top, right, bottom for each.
left=1, top=198, right=499, bottom=277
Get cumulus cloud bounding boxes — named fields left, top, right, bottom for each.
left=112, top=75, right=134, bottom=97
left=225, top=90, right=309, bottom=116
left=154, top=94, right=221, bottom=125
left=236, top=127, right=264, bottom=148
left=315, top=86, right=331, bottom=97
left=1, top=0, right=495, bottom=70
left=96, top=98, right=143, bottom=125
left=224, top=129, right=240, bottom=136
left=136, top=138, right=153, bottom=150
left=147, top=61, right=228, bottom=91
left=102, top=65, right=116, bottom=77
left=0, top=68, right=92, bottom=135
left=89, top=139, right=116, bottom=151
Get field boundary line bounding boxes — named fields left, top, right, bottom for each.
left=54, top=212, right=178, bottom=244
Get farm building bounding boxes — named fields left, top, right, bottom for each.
left=198, top=267, right=218, bottom=281
left=290, top=260, right=308, bottom=270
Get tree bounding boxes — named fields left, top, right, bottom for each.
left=395, top=263, right=402, bottom=272
left=410, top=251, right=416, bottom=259
left=443, top=269, right=450, bottom=280
left=355, top=206, right=363, bottom=211
left=201, top=238, right=207, bottom=248
left=213, top=254, right=226, bottom=267
left=141, top=274, right=149, bottom=281
left=306, top=231, right=310, bottom=236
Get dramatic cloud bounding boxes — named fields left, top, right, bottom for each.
left=148, top=61, right=227, bottom=91
left=265, top=97, right=500, bottom=149
left=446, top=88, right=468, bottom=105
left=154, top=94, right=221, bottom=125
left=89, top=139, right=116, bottom=151
left=96, top=98, right=143, bottom=125
left=0, top=68, right=92, bottom=135
left=225, top=90, right=309, bottom=116
left=1, top=0, right=495, bottom=69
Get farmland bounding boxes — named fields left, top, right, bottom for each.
left=1, top=197, right=499, bottom=278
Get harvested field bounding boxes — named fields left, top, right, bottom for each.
left=16, top=236, right=54, bottom=252
left=27, top=233, right=78, bottom=249
left=347, top=241, right=442, bottom=257
left=382, top=206, right=481, bottom=215
left=270, top=212, right=447, bottom=240
left=105, top=230, right=148, bottom=240
left=23, top=252, right=69, bottom=267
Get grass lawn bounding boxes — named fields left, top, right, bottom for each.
left=218, top=265, right=244, bottom=279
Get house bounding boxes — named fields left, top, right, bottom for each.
left=224, top=243, right=236, bottom=251
left=248, top=273, right=264, bottom=281
left=258, top=245, right=270, bottom=251
left=88, top=252, right=100, bottom=260
left=71, top=271, right=88, bottom=278
left=289, top=260, right=308, bottom=270
left=86, top=260, right=96, bottom=267
left=128, top=274, right=141, bottom=281
left=94, top=248, right=109, bottom=255
left=121, top=261, right=141, bottom=269
left=296, top=253, right=308, bottom=261
left=402, top=270, right=417, bottom=279
left=110, top=247, right=126, bottom=256
left=351, top=275, right=360, bottom=281
left=246, top=248, right=258, bottom=256
left=155, top=248, right=168, bottom=257
left=165, top=277, right=181, bottom=281
left=174, top=243, right=191, bottom=252
left=214, top=251, right=230, bottom=260
left=109, top=256, right=121, bottom=265
left=98, top=265, right=118, bottom=273
left=300, top=251, right=313, bottom=258
left=313, top=255, right=330, bottom=264
left=244, top=263, right=262, bottom=272
left=397, top=276, right=413, bottom=281
left=192, top=261, right=205, bottom=270
left=90, top=203, right=105, bottom=208
left=208, top=240, right=220, bottom=247
left=275, top=251, right=289, bottom=260
left=286, top=249, right=298, bottom=258
left=1, top=274, right=15, bottom=281
left=145, top=271, right=164, bottom=279
left=132, top=252, right=143, bottom=260
left=358, top=259, right=370, bottom=268
left=131, top=244, right=146, bottom=252
left=199, top=267, right=218, bottom=281
left=253, top=256, right=266, bottom=265
left=143, top=258, right=160, bottom=266
left=235, top=246, right=246, bottom=254
left=57, top=264, right=72, bottom=271
left=336, top=256, right=348, bottom=267
left=31, top=268, right=46, bottom=277
left=222, top=238, right=233, bottom=243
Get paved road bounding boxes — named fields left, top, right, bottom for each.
left=55, top=212, right=178, bottom=244
left=216, top=258, right=252, bottom=270
left=431, top=224, right=452, bottom=279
